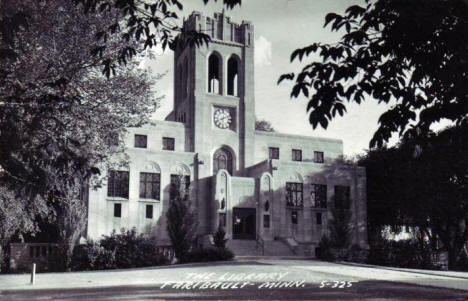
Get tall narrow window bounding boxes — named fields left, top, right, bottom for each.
left=227, top=56, right=238, bottom=96
left=311, top=184, right=327, bottom=208
left=291, top=211, right=298, bottom=224
left=316, top=212, right=322, bottom=225
left=107, top=171, right=129, bottom=198
left=230, top=23, right=234, bottom=41
left=114, top=203, right=122, bottom=218
left=216, top=18, right=223, bottom=39
left=146, top=204, right=153, bottom=219
left=263, top=215, right=270, bottom=228
left=208, top=53, right=221, bottom=94
left=139, top=172, right=160, bottom=200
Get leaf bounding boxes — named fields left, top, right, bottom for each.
left=301, top=84, right=309, bottom=97
left=290, top=48, right=304, bottom=62
left=324, top=13, right=342, bottom=28
left=345, top=5, right=366, bottom=18
left=291, top=84, right=301, bottom=98
left=290, top=44, right=318, bottom=62
left=277, top=73, right=295, bottom=84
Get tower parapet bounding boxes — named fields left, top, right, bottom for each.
left=184, top=11, right=253, bottom=46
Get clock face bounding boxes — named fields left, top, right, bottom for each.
left=214, top=108, right=232, bottom=129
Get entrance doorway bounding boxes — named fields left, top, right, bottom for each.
left=232, top=207, right=256, bottom=240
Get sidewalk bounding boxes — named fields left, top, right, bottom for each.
left=0, top=259, right=466, bottom=292
left=0, top=261, right=237, bottom=291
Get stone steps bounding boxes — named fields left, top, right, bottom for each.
left=263, top=240, right=296, bottom=256
left=227, top=239, right=298, bottom=257
left=227, top=239, right=260, bottom=256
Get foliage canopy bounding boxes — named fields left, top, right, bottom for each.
left=359, top=124, right=468, bottom=268
left=0, top=0, right=159, bottom=268
left=280, top=0, right=468, bottom=147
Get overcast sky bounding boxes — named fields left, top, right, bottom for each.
left=143, top=0, right=395, bottom=157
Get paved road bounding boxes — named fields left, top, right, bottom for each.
left=1, top=260, right=467, bottom=300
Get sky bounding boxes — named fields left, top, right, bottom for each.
left=143, top=0, right=395, bottom=157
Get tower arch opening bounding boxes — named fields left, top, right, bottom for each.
left=227, top=55, right=239, bottom=96
left=208, top=52, right=222, bottom=94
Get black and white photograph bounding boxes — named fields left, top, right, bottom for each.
left=0, top=0, right=467, bottom=300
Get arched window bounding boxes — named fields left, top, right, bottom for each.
left=208, top=53, right=221, bottom=94
left=227, top=56, right=238, bottom=96
left=213, top=148, right=233, bottom=175
left=264, top=200, right=270, bottom=212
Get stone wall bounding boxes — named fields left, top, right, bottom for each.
left=9, top=243, right=60, bottom=273
left=87, top=123, right=196, bottom=241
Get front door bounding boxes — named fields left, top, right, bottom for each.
left=232, top=207, right=256, bottom=240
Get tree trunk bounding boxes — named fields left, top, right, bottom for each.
left=447, top=242, right=465, bottom=270
left=0, top=238, right=11, bottom=273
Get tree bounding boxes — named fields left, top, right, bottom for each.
left=55, top=191, right=88, bottom=270
left=316, top=205, right=351, bottom=261
left=1, top=0, right=159, bottom=269
left=329, top=206, right=351, bottom=250
left=279, top=0, right=468, bottom=148
left=358, top=124, right=468, bottom=268
left=255, top=119, right=275, bottom=132
left=166, top=175, right=197, bottom=263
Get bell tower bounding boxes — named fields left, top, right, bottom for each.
left=172, top=11, right=256, bottom=175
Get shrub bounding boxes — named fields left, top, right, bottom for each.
left=346, top=244, right=368, bottom=263
left=99, top=228, right=169, bottom=269
left=184, top=247, right=234, bottom=263
left=454, top=252, right=468, bottom=271
left=316, top=206, right=356, bottom=262
left=71, top=242, right=116, bottom=271
left=317, top=237, right=368, bottom=263
left=71, top=228, right=169, bottom=271
left=213, top=225, right=228, bottom=249
left=316, top=235, right=335, bottom=261
left=368, top=239, right=435, bottom=269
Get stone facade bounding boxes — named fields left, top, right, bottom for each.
left=86, top=11, right=368, bottom=253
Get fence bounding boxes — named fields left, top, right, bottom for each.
left=9, top=243, right=61, bottom=273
